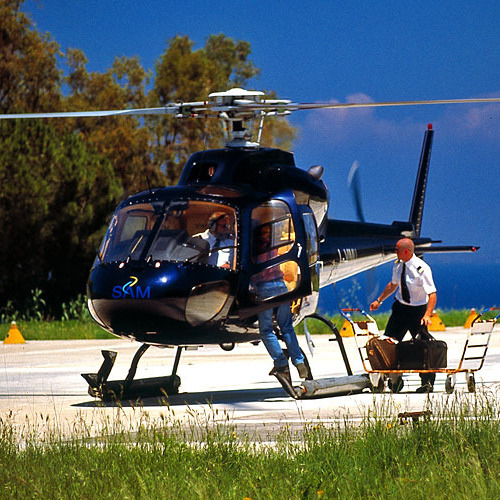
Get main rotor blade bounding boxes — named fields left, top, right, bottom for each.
left=238, top=96, right=500, bottom=112
left=0, top=106, right=185, bottom=120
left=1, top=95, right=499, bottom=121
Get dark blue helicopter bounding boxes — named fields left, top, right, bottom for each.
left=1, top=89, right=494, bottom=399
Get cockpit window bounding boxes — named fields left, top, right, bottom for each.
left=98, top=200, right=237, bottom=269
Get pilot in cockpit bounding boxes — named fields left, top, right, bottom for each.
left=194, top=212, right=235, bottom=268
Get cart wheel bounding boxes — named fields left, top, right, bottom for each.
left=467, top=373, right=476, bottom=393
left=445, top=375, right=455, bottom=394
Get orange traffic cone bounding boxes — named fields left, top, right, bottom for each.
left=3, top=321, right=26, bottom=344
left=428, top=311, right=446, bottom=331
left=464, top=308, right=478, bottom=329
left=340, top=319, right=354, bottom=337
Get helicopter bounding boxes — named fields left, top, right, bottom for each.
left=1, top=88, right=498, bottom=400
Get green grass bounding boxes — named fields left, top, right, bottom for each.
left=296, top=308, right=474, bottom=336
left=1, top=394, right=499, bottom=499
left=1, top=320, right=115, bottom=341
left=0, top=308, right=477, bottom=342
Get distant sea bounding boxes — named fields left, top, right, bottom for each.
left=317, top=261, right=500, bottom=314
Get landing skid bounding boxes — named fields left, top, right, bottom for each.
left=272, top=313, right=372, bottom=399
left=82, top=344, right=182, bottom=401
left=83, top=312, right=373, bottom=401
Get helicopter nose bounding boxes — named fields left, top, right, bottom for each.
left=89, top=262, right=234, bottom=334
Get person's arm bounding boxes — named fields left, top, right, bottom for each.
left=421, top=292, right=437, bottom=325
left=370, top=282, right=398, bottom=311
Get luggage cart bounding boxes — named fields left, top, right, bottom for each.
left=445, top=307, right=500, bottom=393
left=342, top=307, right=500, bottom=394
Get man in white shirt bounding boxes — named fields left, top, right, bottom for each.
left=195, top=212, right=235, bottom=268
left=370, top=238, right=437, bottom=393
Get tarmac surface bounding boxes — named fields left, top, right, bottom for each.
left=1, top=325, right=499, bottom=440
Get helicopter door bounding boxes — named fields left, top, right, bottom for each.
left=294, top=205, right=321, bottom=317
left=238, top=199, right=312, bottom=317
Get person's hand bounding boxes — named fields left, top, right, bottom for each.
left=370, top=300, right=380, bottom=311
left=421, top=314, right=432, bottom=326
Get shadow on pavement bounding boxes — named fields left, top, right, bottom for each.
left=73, top=386, right=289, bottom=408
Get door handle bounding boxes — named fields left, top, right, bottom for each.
left=297, top=242, right=302, bottom=258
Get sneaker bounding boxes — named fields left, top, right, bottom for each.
left=296, top=363, right=308, bottom=379
left=416, top=383, right=434, bottom=393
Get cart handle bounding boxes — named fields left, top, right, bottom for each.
left=340, top=308, right=378, bottom=325
left=489, top=307, right=500, bottom=320
left=472, top=306, right=500, bottom=325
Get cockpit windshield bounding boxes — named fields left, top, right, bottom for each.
left=98, top=200, right=238, bottom=269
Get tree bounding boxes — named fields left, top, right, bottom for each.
left=0, top=0, right=62, bottom=113
left=0, top=120, right=122, bottom=311
left=63, top=49, right=164, bottom=197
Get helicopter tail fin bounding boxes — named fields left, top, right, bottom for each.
left=409, top=124, right=434, bottom=237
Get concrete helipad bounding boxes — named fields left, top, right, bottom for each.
left=1, top=326, right=499, bottom=439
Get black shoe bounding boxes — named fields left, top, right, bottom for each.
left=269, top=365, right=290, bottom=376
left=416, top=383, right=434, bottom=393
left=388, top=376, right=404, bottom=393
left=270, top=366, right=299, bottom=399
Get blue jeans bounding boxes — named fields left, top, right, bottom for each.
left=257, top=281, right=304, bottom=369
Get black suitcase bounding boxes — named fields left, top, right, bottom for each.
left=396, top=327, right=447, bottom=370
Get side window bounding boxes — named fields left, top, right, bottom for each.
left=99, top=204, right=158, bottom=262
left=302, top=211, right=319, bottom=265
left=249, top=200, right=300, bottom=302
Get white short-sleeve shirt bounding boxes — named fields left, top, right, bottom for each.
left=195, top=229, right=234, bottom=267
left=391, top=255, right=436, bottom=306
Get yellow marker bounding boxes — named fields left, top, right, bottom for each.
left=428, top=311, right=446, bottom=331
left=464, top=308, right=478, bottom=329
left=3, top=321, right=26, bottom=344
left=340, top=318, right=355, bottom=337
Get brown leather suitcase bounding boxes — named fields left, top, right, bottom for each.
left=366, top=337, right=398, bottom=370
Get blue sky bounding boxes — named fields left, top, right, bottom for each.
left=22, top=1, right=500, bottom=279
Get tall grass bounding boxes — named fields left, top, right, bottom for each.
left=1, top=392, right=499, bottom=499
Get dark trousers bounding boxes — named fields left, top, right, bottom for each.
left=385, top=300, right=435, bottom=386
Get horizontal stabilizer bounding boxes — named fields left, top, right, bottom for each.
left=415, top=245, right=479, bottom=254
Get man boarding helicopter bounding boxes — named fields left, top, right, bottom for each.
left=0, top=88, right=496, bottom=400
